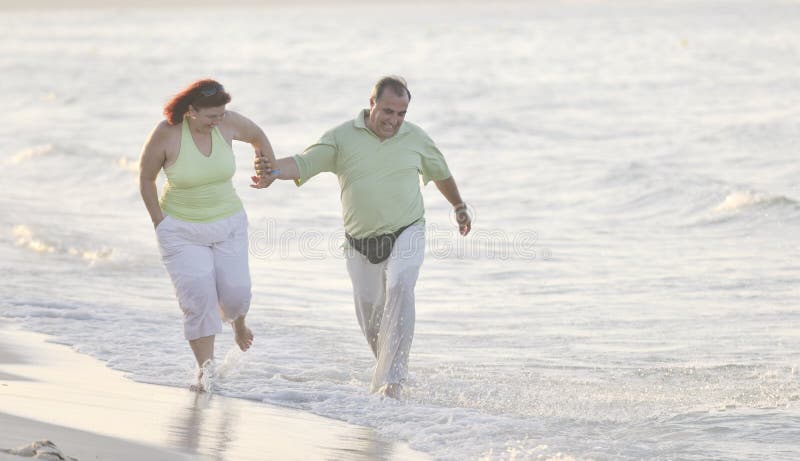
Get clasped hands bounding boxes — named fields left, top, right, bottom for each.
left=249, top=149, right=276, bottom=189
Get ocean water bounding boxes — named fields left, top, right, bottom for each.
left=2, top=1, right=800, bottom=459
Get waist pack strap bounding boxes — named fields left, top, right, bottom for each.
left=346, top=221, right=418, bottom=264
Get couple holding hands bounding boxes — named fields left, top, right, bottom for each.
left=139, top=76, right=471, bottom=398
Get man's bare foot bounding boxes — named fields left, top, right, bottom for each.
left=232, top=316, right=253, bottom=351
left=381, top=383, right=402, bottom=400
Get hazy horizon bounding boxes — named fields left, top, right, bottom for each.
left=0, top=0, right=494, bottom=10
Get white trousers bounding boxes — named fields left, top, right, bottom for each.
left=156, top=210, right=251, bottom=341
left=345, top=223, right=425, bottom=392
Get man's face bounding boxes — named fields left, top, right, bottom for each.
left=367, top=91, right=409, bottom=141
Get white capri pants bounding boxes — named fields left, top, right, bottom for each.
left=345, top=223, right=425, bottom=393
left=156, top=210, right=251, bottom=341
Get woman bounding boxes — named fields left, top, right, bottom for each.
left=138, top=79, right=277, bottom=390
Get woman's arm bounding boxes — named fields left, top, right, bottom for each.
left=225, top=111, right=280, bottom=187
left=138, top=123, right=168, bottom=228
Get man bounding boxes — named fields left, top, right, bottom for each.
left=251, top=76, right=471, bottom=398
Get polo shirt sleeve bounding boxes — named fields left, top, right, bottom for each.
left=419, top=135, right=452, bottom=185
left=293, top=130, right=338, bottom=186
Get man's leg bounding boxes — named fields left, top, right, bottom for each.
left=372, top=224, right=425, bottom=396
left=346, top=245, right=387, bottom=358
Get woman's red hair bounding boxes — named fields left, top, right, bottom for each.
left=163, top=79, right=232, bottom=125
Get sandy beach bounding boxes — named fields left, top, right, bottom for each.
left=0, top=325, right=428, bottom=461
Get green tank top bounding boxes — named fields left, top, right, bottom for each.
left=159, top=118, right=243, bottom=222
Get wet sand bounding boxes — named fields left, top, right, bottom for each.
left=0, top=325, right=428, bottom=460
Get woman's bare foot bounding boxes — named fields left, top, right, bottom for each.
left=190, top=359, right=215, bottom=392
left=232, top=316, right=253, bottom=351
left=189, top=382, right=206, bottom=393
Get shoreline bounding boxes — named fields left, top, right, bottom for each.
left=0, top=324, right=428, bottom=460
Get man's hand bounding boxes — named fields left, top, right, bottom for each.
left=455, top=204, right=471, bottom=236
left=250, top=149, right=276, bottom=189
left=433, top=177, right=470, bottom=235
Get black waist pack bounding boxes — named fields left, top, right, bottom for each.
left=346, top=222, right=417, bottom=264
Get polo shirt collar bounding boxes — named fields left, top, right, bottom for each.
left=354, top=109, right=411, bottom=138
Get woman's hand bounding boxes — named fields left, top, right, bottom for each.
left=250, top=149, right=276, bottom=189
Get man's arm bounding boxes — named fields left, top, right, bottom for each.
left=251, top=136, right=337, bottom=188
left=434, top=176, right=471, bottom=236
left=250, top=155, right=300, bottom=188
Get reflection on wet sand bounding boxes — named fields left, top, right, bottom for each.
left=167, top=391, right=425, bottom=461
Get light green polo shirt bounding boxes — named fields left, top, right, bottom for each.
left=294, top=109, right=452, bottom=238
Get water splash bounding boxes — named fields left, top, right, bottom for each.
left=713, top=190, right=797, bottom=213
left=216, top=347, right=244, bottom=379
left=13, top=225, right=56, bottom=254
left=7, top=144, right=54, bottom=165
left=117, top=156, right=139, bottom=173
left=197, top=360, right=217, bottom=394
left=12, top=225, right=113, bottom=263
left=713, top=191, right=762, bottom=212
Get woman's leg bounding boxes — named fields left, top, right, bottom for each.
left=157, top=217, right=222, bottom=367
left=213, top=211, right=253, bottom=351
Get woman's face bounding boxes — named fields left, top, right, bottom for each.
left=188, top=105, right=227, bottom=131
